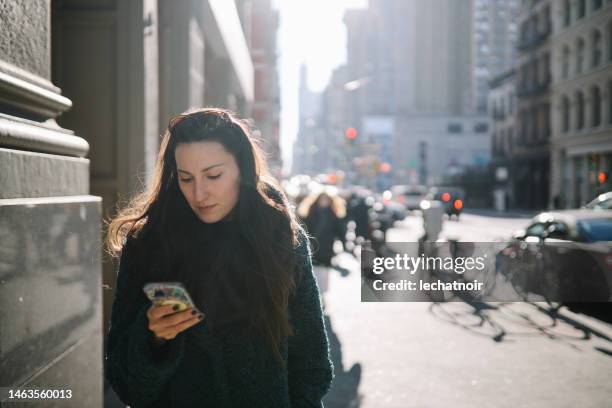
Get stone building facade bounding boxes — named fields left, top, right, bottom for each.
left=550, top=0, right=612, bottom=207
left=489, top=69, right=518, bottom=209
left=472, top=0, right=519, bottom=114
left=240, top=0, right=282, bottom=173
left=514, top=0, right=553, bottom=209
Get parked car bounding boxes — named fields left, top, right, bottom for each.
left=497, top=210, right=612, bottom=302
left=426, top=186, right=465, bottom=219
left=584, top=191, right=612, bottom=210
left=390, top=184, right=428, bottom=211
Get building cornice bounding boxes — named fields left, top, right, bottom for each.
left=0, top=65, right=72, bottom=120
left=0, top=114, right=89, bottom=157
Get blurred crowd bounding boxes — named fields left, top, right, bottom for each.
left=282, top=175, right=410, bottom=304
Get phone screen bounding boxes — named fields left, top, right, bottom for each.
left=143, top=282, right=201, bottom=314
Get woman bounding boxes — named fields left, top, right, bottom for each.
left=297, top=189, right=346, bottom=302
left=105, top=108, right=333, bottom=407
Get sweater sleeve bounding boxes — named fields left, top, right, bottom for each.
left=288, top=229, right=335, bottom=407
left=105, top=244, right=186, bottom=406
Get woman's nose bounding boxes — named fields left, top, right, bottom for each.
left=194, top=180, right=210, bottom=203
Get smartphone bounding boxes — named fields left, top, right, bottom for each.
left=143, top=282, right=202, bottom=315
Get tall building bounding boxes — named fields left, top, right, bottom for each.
left=365, top=0, right=473, bottom=116
left=488, top=69, right=517, bottom=209
left=472, top=0, right=519, bottom=113
left=514, top=0, right=553, bottom=209
left=341, top=0, right=490, bottom=188
left=293, top=65, right=324, bottom=175
left=550, top=0, right=612, bottom=208
left=238, top=0, right=282, bottom=173
left=321, top=65, right=350, bottom=177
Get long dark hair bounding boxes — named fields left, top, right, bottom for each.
left=106, top=107, right=301, bottom=365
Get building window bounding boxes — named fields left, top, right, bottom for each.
left=521, top=111, right=528, bottom=144
left=576, top=38, right=585, bottom=74
left=577, top=0, right=586, bottom=19
left=520, top=21, right=528, bottom=45
left=448, top=123, right=463, bottom=133
left=474, top=123, right=489, bottom=133
left=531, top=110, right=538, bottom=141
left=519, top=64, right=528, bottom=91
left=531, top=59, right=539, bottom=88
left=609, top=81, right=612, bottom=125
left=593, top=0, right=602, bottom=10
left=563, top=0, right=571, bottom=26
left=543, top=52, right=551, bottom=84
left=592, top=86, right=602, bottom=127
left=592, top=30, right=602, bottom=67
left=543, top=5, right=551, bottom=33
left=563, top=0, right=572, bottom=27
left=608, top=23, right=612, bottom=62
left=562, top=96, right=570, bottom=132
left=576, top=91, right=585, bottom=130
left=562, top=45, right=570, bottom=79
left=505, top=130, right=511, bottom=155
left=542, top=104, right=550, bottom=139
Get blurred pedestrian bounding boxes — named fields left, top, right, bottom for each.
left=105, top=108, right=333, bottom=407
left=298, top=189, right=346, bottom=305
left=347, top=191, right=370, bottom=241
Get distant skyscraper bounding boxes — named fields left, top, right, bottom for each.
left=472, top=0, right=519, bottom=114
left=341, top=0, right=491, bottom=187
left=293, top=65, right=324, bottom=175
left=344, top=0, right=474, bottom=119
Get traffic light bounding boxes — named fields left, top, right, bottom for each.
left=379, top=162, right=392, bottom=173
left=345, top=127, right=357, bottom=140
left=598, top=171, right=608, bottom=185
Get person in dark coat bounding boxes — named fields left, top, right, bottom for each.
left=104, top=108, right=333, bottom=407
left=347, top=192, right=371, bottom=241
left=298, top=190, right=346, bottom=301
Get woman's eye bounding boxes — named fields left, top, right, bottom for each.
left=207, top=174, right=222, bottom=180
left=179, top=178, right=192, bottom=183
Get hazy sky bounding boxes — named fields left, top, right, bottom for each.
left=273, top=0, right=367, bottom=174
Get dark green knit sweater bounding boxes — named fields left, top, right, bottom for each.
left=105, top=230, right=334, bottom=407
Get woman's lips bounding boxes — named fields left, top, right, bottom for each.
left=198, top=204, right=216, bottom=212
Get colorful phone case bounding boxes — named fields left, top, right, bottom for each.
left=143, top=282, right=202, bottom=314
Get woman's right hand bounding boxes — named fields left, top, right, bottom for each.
left=146, top=304, right=204, bottom=341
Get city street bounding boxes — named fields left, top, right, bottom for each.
left=323, top=212, right=612, bottom=408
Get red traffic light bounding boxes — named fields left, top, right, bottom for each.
left=441, top=192, right=451, bottom=202
left=454, top=199, right=463, bottom=210
left=598, top=171, right=608, bottom=185
left=379, top=162, right=392, bottom=173
left=345, top=127, right=357, bottom=140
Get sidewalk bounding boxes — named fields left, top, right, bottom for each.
left=463, top=208, right=538, bottom=219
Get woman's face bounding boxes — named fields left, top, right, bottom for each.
left=175, top=141, right=241, bottom=223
